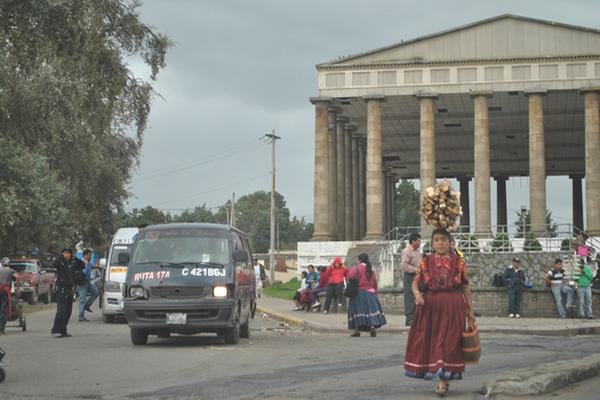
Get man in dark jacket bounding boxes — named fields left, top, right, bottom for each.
left=503, top=257, right=526, bottom=318
left=51, top=248, right=75, bottom=337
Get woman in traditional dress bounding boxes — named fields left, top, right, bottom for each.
left=404, top=228, right=475, bottom=396
left=347, top=253, right=387, bottom=337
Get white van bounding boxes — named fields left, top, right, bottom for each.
left=100, top=227, right=138, bottom=323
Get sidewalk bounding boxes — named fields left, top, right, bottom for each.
left=257, top=296, right=600, bottom=336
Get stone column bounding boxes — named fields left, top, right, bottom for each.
left=363, top=95, right=385, bottom=240
left=328, top=107, right=340, bottom=240
left=583, top=89, right=600, bottom=234
left=389, top=175, right=397, bottom=232
left=358, top=139, right=367, bottom=239
left=571, top=174, right=584, bottom=231
left=310, top=97, right=332, bottom=241
left=417, top=92, right=437, bottom=234
left=383, top=170, right=389, bottom=234
left=458, top=176, right=471, bottom=230
left=352, top=134, right=361, bottom=240
left=495, top=176, right=508, bottom=232
left=472, top=92, right=492, bottom=236
left=336, top=116, right=348, bottom=239
left=345, top=124, right=356, bottom=240
left=526, top=90, right=547, bottom=234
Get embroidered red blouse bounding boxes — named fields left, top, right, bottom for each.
left=415, top=253, right=469, bottom=291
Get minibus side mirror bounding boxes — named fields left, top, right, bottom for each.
left=117, top=252, right=130, bottom=265
left=233, top=250, right=248, bottom=263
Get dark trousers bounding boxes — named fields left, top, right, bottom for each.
left=403, top=273, right=416, bottom=326
left=507, top=287, right=522, bottom=315
left=0, top=290, right=8, bottom=328
left=324, top=283, right=344, bottom=312
left=52, top=287, right=73, bottom=335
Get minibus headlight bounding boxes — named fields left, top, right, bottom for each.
left=105, top=281, right=121, bottom=293
left=129, top=286, right=146, bottom=299
left=213, top=285, right=228, bottom=298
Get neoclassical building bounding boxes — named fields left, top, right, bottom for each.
left=309, top=14, right=600, bottom=241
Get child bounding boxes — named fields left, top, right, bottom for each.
left=292, top=271, right=309, bottom=311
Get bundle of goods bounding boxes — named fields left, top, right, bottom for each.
left=420, top=180, right=462, bottom=231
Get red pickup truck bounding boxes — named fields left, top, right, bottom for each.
left=9, top=258, right=57, bottom=305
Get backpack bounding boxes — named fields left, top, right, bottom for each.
left=492, top=273, right=505, bottom=287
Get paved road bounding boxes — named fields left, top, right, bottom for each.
left=1, top=305, right=599, bottom=399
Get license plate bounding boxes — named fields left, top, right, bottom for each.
left=166, top=312, right=187, bottom=325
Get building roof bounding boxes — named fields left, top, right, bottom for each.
left=317, top=14, right=600, bottom=69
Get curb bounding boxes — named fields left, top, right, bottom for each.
left=482, top=354, right=600, bottom=396
left=257, top=306, right=600, bottom=336
left=256, top=305, right=410, bottom=334
left=255, top=306, right=307, bottom=329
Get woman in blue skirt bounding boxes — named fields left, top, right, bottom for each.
left=347, top=253, right=387, bottom=337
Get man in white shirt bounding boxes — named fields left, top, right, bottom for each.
left=400, top=232, right=422, bottom=326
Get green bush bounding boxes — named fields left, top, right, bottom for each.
left=560, top=238, right=573, bottom=252
left=458, top=234, right=480, bottom=253
left=524, top=232, right=542, bottom=251
left=491, top=232, right=513, bottom=252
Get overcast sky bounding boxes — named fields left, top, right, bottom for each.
left=127, top=0, right=599, bottom=228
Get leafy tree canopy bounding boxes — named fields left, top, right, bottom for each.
left=114, top=191, right=313, bottom=254
left=395, top=179, right=420, bottom=233
left=0, top=0, right=171, bottom=253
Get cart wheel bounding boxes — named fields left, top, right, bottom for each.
left=0, top=367, right=6, bottom=383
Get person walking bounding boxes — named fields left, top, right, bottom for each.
left=323, top=257, right=347, bottom=314
left=0, top=257, right=19, bottom=335
left=77, top=249, right=99, bottom=322
left=347, top=253, right=387, bottom=337
left=503, top=257, right=526, bottom=318
left=400, top=232, right=422, bottom=326
left=574, top=259, right=594, bottom=319
left=51, top=248, right=76, bottom=338
left=253, top=259, right=263, bottom=298
left=404, top=228, right=475, bottom=397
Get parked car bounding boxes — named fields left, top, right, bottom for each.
left=9, top=258, right=56, bottom=304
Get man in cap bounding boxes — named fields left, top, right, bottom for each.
left=544, top=258, right=574, bottom=318
left=51, top=248, right=75, bottom=337
left=0, top=257, right=20, bottom=334
left=503, top=257, right=526, bottom=318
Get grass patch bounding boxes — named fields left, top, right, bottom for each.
left=263, top=278, right=299, bottom=300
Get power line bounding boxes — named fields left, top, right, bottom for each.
left=152, top=173, right=269, bottom=206
left=133, top=139, right=267, bottom=181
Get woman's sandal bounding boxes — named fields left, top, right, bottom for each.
left=350, top=332, right=360, bottom=337
left=435, top=381, right=449, bottom=397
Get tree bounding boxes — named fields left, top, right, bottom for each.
left=0, top=138, right=71, bottom=255
left=0, top=0, right=171, bottom=253
left=115, top=206, right=172, bottom=227
left=395, top=180, right=420, bottom=232
left=514, top=208, right=558, bottom=238
left=173, top=204, right=215, bottom=223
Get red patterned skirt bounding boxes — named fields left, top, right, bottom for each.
left=404, top=289, right=467, bottom=380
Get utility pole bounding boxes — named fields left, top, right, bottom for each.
left=229, top=192, right=236, bottom=227
left=265, top=129, right=281, bottom=284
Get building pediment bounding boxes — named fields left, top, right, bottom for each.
left=318, top=14, right=600, bottom=69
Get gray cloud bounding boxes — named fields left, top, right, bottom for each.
left=129, top=0, right=598, bottom=227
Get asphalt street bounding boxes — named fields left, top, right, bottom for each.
left=1, top=304, right=599, bottom=400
